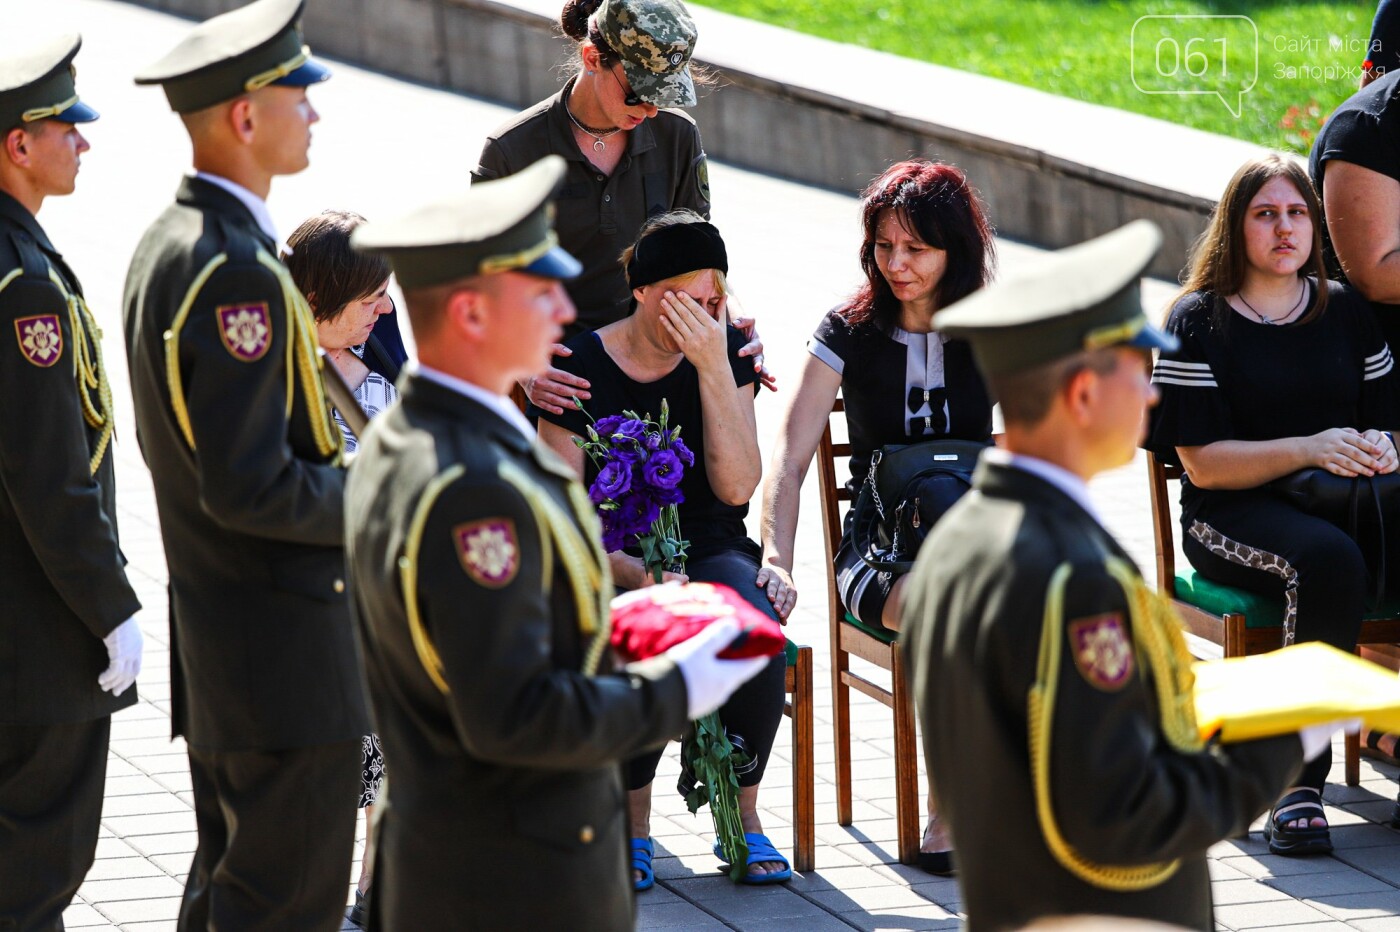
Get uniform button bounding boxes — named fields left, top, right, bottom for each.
left=579, top=825, right=595, bottom=844
left=596, top=174, right=605, bottom=181
left=333, top=578, right=346, bottom=594
left=603, top=194, right=611, bottom=203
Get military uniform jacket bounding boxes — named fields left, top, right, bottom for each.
left=474, top=79, right=710, bottom=336
left=0, top=191, right=140, bottom=724
left=902, top=461, right=1304, bottom=932
left=122, top=176, right=367, bottom=751
left=346, top=374, right=689, bottom=931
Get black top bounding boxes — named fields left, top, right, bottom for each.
left=1146, top=281, right=1397, bottom=516
left=1369, top=0, right=1400, bottom=74
left=809, top=307, right=993, bottom=489
left=1309, top=70, right=1400, bottom=345
left=366, top=309, right=409, bottom=381
left=533, top=326, right=758, bottom=561
left=474, top=78, right=711, bottom=338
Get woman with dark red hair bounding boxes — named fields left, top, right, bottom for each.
left=758, top=158, right=996, bottom=874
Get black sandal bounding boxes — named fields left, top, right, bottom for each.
left=1264, top=786, right=1332, bottom=856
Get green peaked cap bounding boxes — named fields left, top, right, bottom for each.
left=0, top=34, right=98, bottom=131
left=134, top=0, right=330, bottom=114
left=934, top=219, right=1178, bottom=377
left=351, top=156, right=583, bottom=290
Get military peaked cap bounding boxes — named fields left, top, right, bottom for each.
left=0, top=34, right=98, bottom=132
left=352, top=155, right=582, bottom=290
left=935, top=219, right=1178, bottom=376
left=133, top=0, right=330, bottom=114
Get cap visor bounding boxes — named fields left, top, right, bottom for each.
left=523, top=246, right=582, bottom=280
left=624, top=61, right=696, bottom=109
left=1125, top=324, right=1178, bottom=354
left=272, top=58, right=332, bottom=88
left=54, top=99, right=99, bottom=123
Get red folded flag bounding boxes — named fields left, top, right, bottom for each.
left=609, top=582, right=786, bottom=663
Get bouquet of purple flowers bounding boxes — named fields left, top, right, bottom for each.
left=574, top=399, right=694, bottom=583
left=575, top=399, right=752, bottom=880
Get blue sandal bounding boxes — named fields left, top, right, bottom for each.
left=713, top=832, right=793, bottom=885
left=631, top=837, right=655, bottom=891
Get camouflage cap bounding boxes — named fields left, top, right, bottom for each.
left=0, top=34, right=99, bottom=132
left=934, top=220, right=1178, bottom=377
left=592, top=0, right=697, bottom=109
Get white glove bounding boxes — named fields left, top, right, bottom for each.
left=664, top=616, right=769, bottom=720
left=1298, top=718, right=1362, bottom=762
left=98, top=616, right=144, bottom=697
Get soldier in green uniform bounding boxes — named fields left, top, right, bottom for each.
left=347, top=155, right=767, bottom=930
left=902, top=221, right=1328, bottom=931
left=122, top=1, right=368, bottom=928
left=0, top=35, right=145, bottom=931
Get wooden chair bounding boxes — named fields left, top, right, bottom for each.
left=817, top=397, right=921, bottom=865
left=1147, top=452, right=1400, bottom=785
left=783, top=641, right=816, bottom=872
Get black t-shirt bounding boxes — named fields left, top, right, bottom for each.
left=1146, top=280, right=1397, bottom=515
left=533, top=326, right=759, bottom=560
left=809, top=307, right=993, bottom=489
left=1309, top=70, right=1400, bottom=344
left=1368, top=0, right=1400, bottom=75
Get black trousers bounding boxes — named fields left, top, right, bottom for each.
left=0, top=717, right=109, bottom=932
left=179, top=739, right=360, bottom=932
left=1182, top=489, right=1400, bottom=790
left=624, top=546, right=787, bottom=792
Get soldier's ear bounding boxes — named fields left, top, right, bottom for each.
left=443, top=287, right=489, bottom=343
left=228, top=97, right=255, bottom=144
left=2, top=127, right=28, bottom=167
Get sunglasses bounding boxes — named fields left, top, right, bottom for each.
left=611, top=65, right=644, bottom=107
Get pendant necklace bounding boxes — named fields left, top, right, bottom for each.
left=1237, top=280, right=1306, bottom=326
left=564, top=101, right=621, bottom=152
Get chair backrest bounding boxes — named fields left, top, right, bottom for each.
left=1146, top=452, right=1183, bottom=597
left=816, top=396, right=853, bottom=620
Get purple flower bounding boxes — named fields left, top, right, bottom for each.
left=643, top=431, right=664, bottom=452
left=613, top=419, right=647, bottom=444
left=589, top=460, right=632, bottom=504
left=672, top=438, right=695, bottom=468
left=616, top=494, right=661, bottom=537
left=610, top=443, right=645, bottom=464
left=648, top=484, right=685, bottom=507
left=642, top=449, right=684, bottom=491
left=600, top=515, right=627, bottom=553
left=594, top=414, right=625, bottom=440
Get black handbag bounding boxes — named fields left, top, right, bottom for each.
left=1268, top=468, right=1400, bottom=605
left=850, top=438, right=989, bottom=573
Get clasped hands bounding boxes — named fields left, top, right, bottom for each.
left=1311, top=427, right=1398, bottom=477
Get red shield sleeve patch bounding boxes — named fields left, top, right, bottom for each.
left=454, top=518, right=519, bottom=588
left=216, top=303, right=272, bottom=362
left=1068, top=613, right=1134, bottom=691
left=14, top=314, right=63, bottom=367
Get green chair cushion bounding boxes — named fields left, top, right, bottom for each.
left=842, top=611, right=898, bottom=645
left=1175, top=568, right=1400, bottom=628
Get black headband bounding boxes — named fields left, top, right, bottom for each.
left=625, top=221, right=728, bottom=290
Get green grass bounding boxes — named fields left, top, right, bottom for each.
left=697, top=0, right=1376, bottom=152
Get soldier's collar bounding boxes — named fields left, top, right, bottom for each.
left=405, top=364, right=534, bottom=451
left=0, top=188, right=58, bottom=256
left=549, top=77, right=657, bottom=161
left=177, top=175, right=277, bottom=252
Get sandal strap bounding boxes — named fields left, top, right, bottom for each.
left=740, top=832, right=789, bottom=868
left=630, top=837, right=655, bottom=870
left=1272, top=788, right=1325, bottom=823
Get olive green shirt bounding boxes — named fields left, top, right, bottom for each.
left=473, top=78, right=710, bottom=337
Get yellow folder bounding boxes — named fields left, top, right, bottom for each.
left=1193, top=642, right=1400, bottom=742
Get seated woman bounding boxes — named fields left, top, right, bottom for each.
left=758, top=159, right=996, bottom=875
left=284, top=210, right=398, bottom=455
left=1147, top=154, right=1399, bottom=858
left=283, top=209, right=397, bottom=927
left=534, top=211, right=789, bottom=888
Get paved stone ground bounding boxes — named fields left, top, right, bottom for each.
left=26, top=0, right=1400, bottom=929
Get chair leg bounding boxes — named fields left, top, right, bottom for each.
left=790, top=646, right=815, bottom=873
left=891, top=642, right=920, bottom=866
left=1346, top=720, right=1361, bottom=787
left=833, top=633, right=853, bottom=827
